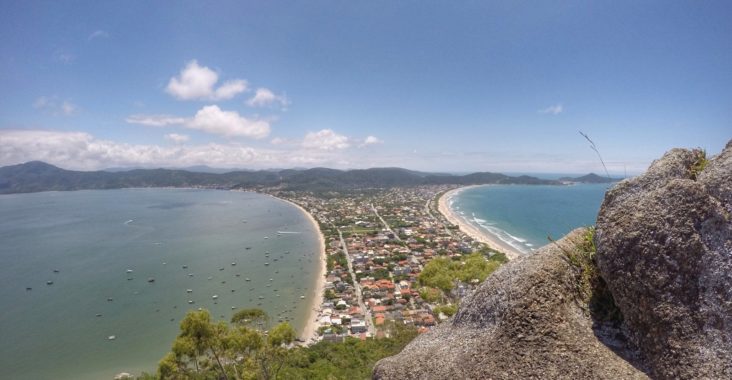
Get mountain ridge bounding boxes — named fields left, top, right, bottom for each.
left=0, top=161, right=573, bottom=194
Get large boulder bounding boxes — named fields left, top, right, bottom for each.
left=595, top=141, right=732, bottom=379
left=373, top=229, right=646, bottom=379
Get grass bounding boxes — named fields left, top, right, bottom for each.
left=555, top=227, right=622, bottom=323
left=690, top=148, right=708, bottom=180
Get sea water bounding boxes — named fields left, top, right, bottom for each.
left=0, top=189, right=321, bottom=379
left=450, top=184, right=610, bottom=253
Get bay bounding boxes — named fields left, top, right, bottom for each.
left=0, top=189, right=321, bottom=380
left=450, top=184, right=610, bottom=253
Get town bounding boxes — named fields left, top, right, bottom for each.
left=264, top=185, right=509, bottom=343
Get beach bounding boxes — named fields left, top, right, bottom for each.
left=274, top=196, right=326, bottom=343
left=438, top=186, right=523, bottom=260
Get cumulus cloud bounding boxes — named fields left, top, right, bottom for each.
left=164, top=133, right=190, bottom=144
left=246, top=88, right=290, bottom=108
left=539, top=104, right=563, bottom=115
left=165, top=60, right=248, bottom=101
left=302, top=129, right=351, bottom=150
left=187, top=105, right=270, bottom=138
left=360, top=135, right=383, bottom=147
left=0, top=130, right=363, bottom=170
left=126, top=106, right=270, bottom=139
left=34, top=96, right=77, bottom=116
left=88, top=30, right=109, bottom=41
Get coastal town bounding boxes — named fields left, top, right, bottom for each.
left=264, top=185, right=514, bottom=344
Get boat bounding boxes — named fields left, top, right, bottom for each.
left=126, top=269, right=133, bottom=273
left=231, top=262, right=236, bottom=266
left=300, top=295, right=305, bottom=299
left=46, top=280, right=53, bottom=285
left=182, top=265, right=188, bottom=269
left=107, top=297, right=113, bottom=301
left=108, top=335, right=116, bottom=340
left=96, top=313, right=102, bottom=317
left=188, top=273, right=194, bottom=277
left=245, top=278, right=251, bottom=281
left=245, top=247, right=251, bottom=250
left=231, top=306, right=237, bottom=310
left=258, top=296, right=264, bottom=299
left=26, top=287, right=32, bottom=291
left=53, top=269, right=59, bottom=273
left=212, top=295, right=219, bottom=299
left=147, top=278, right=155, bottom=283
left=265, top=262, right=269, bottom=266
left=186, top=289, right=193, bottom=293
left=219, top=267, right=224, bottom=271
left=188, top=300, right=194, bottom=304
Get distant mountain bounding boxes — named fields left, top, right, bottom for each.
left=0, top=161, right=561, bottom=194
left=558, top=173, right=621, bottom=184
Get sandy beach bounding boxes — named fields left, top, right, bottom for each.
left=274, top=196, right=326, bottom=343
left=438, top=186, right=523, bottom=260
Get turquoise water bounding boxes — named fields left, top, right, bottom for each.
left=0, top=189, right=321, bottom=380
left=450, top=184, right=610, bottom=253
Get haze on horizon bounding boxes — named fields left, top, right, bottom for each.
left=1, top=1, right=730, bottom=175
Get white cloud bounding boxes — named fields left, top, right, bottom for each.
left=164, top=133, right=190, bottom=144
left=0, top=130, right=347, bottom=170
left=33, top=96, right=77, bottom=116
left=125, top=114, right=187, bottom=127
left=126, top=106, right=270, bottom=139
left=302, top=129, right=350, bottom=150
left=187, top=105, right=270, bottom=139
left=88, top=30, right=109, bottom=41
left=539, top=104, right=563, bottom=115
left=246, top=88, right=290, bottom=108
left=166, top=60, right=248, bottom=101
left=270, top=137, right=286, bottom=145
left=361, top=135, right=383, bottom=146
left=54, top=51, right=75, bottom=64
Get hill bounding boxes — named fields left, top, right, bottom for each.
left=558, top=172, right=620, bottom=183
left=0, top=161, right=561, bottom=194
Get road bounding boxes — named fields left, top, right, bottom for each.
left=337, top=227, right=375, bottom=336
left=370, top=203, right=403, bottom=242
left=425, top=192, right=453, bottom=237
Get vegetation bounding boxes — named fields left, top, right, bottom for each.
left=690, top=149, right=708, bottom=180
left=557, top=227, right=622, bottom=323
left=418, top=252, right=504, bottom=293
left=141, top=309, right=417, bottom=380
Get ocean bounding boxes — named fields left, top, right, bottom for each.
left=0, top=189, right=321, bottom=380
left=449, top=184, right=611, bottom=253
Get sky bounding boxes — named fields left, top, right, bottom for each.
left=0, top=1, right=730, bottom=174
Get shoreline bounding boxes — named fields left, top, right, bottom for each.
left=271, top=196, right=326, bottom=344
left=438, top=186, right=523, bottom=260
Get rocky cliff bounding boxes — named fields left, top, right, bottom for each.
left=374, top=141, right=731, bottom=379
left=595, top=142, right=732, bottom=379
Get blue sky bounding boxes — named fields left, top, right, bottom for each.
left=1, top=1, right=730, bottom=173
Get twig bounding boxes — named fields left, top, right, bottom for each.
left=579, top=131, right=611, bottom=180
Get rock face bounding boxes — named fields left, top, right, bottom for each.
left=373, top=229, right=647, bottom=379
left=595, top=141, right=732, bottom=379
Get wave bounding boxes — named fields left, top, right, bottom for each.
left=124, top=219, right=134, bottom=225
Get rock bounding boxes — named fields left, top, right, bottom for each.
left=373, top=229, right=647, bottom=380
left=595, top=141, right=732, bottom=379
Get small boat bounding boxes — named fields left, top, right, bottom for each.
left=245, top=278, right=251, bottom=281
left=26, top=287, right=32, bottom=291
left=300, top=295, right=305, bottom=299
left=186, top=289, right=193, bottom=293
left=212, top=295, right=219, bottom=300
left=269, top=278, right=273, bottom=281
left=245, top=247, right=251, bottom=250
left=258, top=296, right=264, bottom=299
left=126, top=269, right=133, bottom=273
left=219, top=267, right=224, bottom=271
left=53, top=269, right=60, bottom=273
left=46, top=281, right=53, bottom=285
left=264, top=236, right=269, bottom=239
left=188, top=300, right=194, bottom=304
left=147, top=278, right=155, bottom=283
left=235, top=274, right=240, bottom=277
left=264, top=263, right=269, bottom=266
left=231, top=306, right=237, bottom=310
left=207, top=276, right=213, bottom=280
left=188, top=273, right=194, bottom=277
left=162, top=262, right=167, bottom=265
left=96, top=313, right=102, bottom=317
left=231, top=262, right=236, bottom=266
left=182, top=265, right=188, bottom=269
left=231, top=289, right=235, bottom=292
left=108, top=335, right=116, bottom=340
left=107, top=297, right=113, bottom=301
